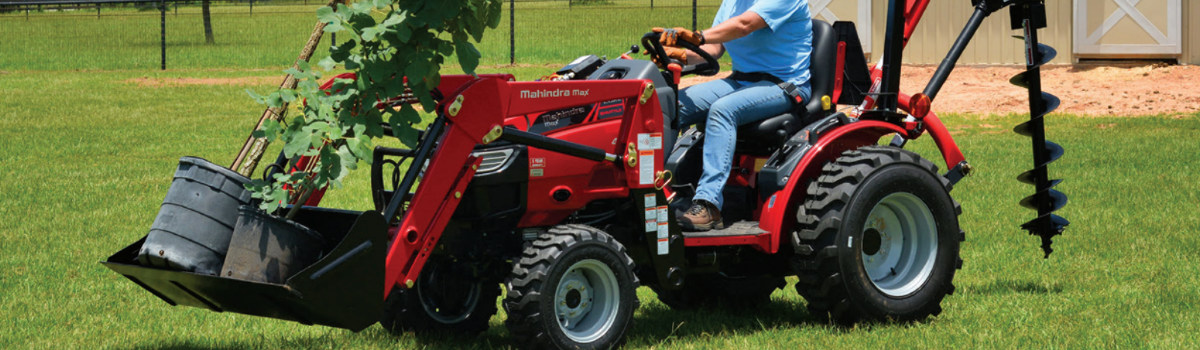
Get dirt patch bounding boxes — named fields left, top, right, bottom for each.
left=682, top=63, right=1200, bottom=117
left=125, top=76, right=281, bottom=87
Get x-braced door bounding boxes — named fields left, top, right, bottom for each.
left=1074, top=0, right=1181, bottom=56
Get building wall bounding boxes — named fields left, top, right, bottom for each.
left=811, top=1, right=1195, bottom=65
left=1186, top=0, right=1200, bottom=64
left=863, top=0, right=1073, bottom=65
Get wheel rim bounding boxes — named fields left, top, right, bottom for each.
left=416, top=264, right=482, bottom=324
left=861, top=192, right=938, bottom=297
left=554, top=259, right=619, bottom=343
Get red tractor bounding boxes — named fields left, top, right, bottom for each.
left=104, top=0, right=1067, bottom=349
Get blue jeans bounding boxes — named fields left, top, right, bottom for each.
left=677, top=78, right=810, bottom=210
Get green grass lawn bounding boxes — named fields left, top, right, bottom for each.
left=3, top=1, right=1200, bottom=348
left=2, top=67, right=1199, bottom=349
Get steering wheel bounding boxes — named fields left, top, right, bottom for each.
left=641, top=32, right=720, bottom=77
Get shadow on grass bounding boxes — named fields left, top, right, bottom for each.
left=131, top=327, right=512, bottom=350
left=628, top=299, right=822, bottom=342
left=968, top=279, right=1063, bottom=295
left=134, top=299, right=845, bottom=349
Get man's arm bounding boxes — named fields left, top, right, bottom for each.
left=682, top=10, right=766, bottom=64
left=703, top=10, right=767, bottom=44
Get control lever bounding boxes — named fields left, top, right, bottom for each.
left=620, top=45, right=640, bottom=60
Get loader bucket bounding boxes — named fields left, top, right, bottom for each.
left=102, top=207, right=388, bottom=331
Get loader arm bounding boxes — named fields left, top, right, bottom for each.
left=382, top=77, right=668, bottom=296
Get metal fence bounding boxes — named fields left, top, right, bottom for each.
left=0, top=0, right=721, bottom=71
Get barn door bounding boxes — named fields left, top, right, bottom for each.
left=809, top=0, right=872, bottom=53
left=1074, top=0, right=1181, bottom=56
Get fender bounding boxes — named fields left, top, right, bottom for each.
left=759, top=99, right=966, bottom=246
left=899, top=93, right=965, bottom=169
left=759, top=120, right=906, bottom=242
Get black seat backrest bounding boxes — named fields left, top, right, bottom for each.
left=805, top=19, right=837, bottom=117
left=733, top=19, right=838, bottom=155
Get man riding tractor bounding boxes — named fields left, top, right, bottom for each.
left=651, top=0, right=814, bottom=232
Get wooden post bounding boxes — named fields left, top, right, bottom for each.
left=230, top=0, right=341, bottom=177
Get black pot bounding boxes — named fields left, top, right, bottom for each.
left=138, top=157, right=254, bottom=275
left=221, top=206, right=326, bottom=284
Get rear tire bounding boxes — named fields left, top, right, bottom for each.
left=379, top=257, right=500, bottom=334
left=792, top=146, right=964, bottom=324
left=504, top=225, right=639, bottom=349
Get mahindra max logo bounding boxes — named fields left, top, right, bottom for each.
left=519, top=89, right=590, bottom=99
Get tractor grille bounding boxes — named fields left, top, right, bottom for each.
left=472, top=149, right=514, bottom=174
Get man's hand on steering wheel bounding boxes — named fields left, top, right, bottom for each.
left=642, top=46, right=687, bottom=65
left=642, top=29, right=720, bottom=76
left=652, top=27, right=705, bottom=47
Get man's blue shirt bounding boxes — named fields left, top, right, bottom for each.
left=713, top=0, right=813, bottom=87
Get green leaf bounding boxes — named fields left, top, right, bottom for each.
left=381, top=12, right=404, bottom=28
left=347, top=134, right=374, bottom=161
left=395, top=25, right=412, bottom=42
left=395, top=122, right=419, bottom=148
left=283, top=132, right=314, bottom=158
left=486, top=0, right=502, bottom=28
left=316, top=6, right=336, bottom=22
left=278, top=90, right=297, bottom=103
left=398, top=104, right=421, bottom=124
left=246, top=89, right=267, bottom=104
left=404, top=58, right=430, bottom=86
left=361, top=26, right=381, bottom=41
left=324, top=21, right=346, bottom=33
left=455, top=40, right=481, bottom=75
left=318, top=56, right=337, bottom=71
left=338, top=145, right=359, bottom=171
left=252, top=119, right=282, bottom=140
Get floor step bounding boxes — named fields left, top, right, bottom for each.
left=682, top=221, right=765, bottom=238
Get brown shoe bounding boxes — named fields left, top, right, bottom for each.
left=679, top=200, right=722, bottom=231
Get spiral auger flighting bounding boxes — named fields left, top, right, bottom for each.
left=1009, top=2, right=1068, bottom=258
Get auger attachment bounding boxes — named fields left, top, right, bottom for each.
left=1009, top=1, right=1068, bottom=258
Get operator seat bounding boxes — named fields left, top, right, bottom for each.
left=734, top=19, right=837, bottom=155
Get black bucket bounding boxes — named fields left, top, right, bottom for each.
left=222, top=206, right=326, bottom=284
left=102, top=207, right=389, bottom=331
left=137, top=157, right=254, bottom=275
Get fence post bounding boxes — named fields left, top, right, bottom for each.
left=509, top=0, right=515, bottom=65
left=650, top=0, right=653, bottom=10
left=160, top=0, right=166, bottom=70
left=96, top=3, right=100, bottom=19
left=250, top=0, right=254, bottom=16
left=691, top=0, right=697, bottom=31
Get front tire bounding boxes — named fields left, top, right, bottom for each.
left=793, top=146, right=964, bottom=324
left=505, top=225, right=639, bottom=349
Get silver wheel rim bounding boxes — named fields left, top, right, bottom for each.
left=861, top=192, right=938, bottom=297
left=555, top=259, right=619, bottom=343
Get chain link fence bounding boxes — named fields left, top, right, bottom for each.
left=0, top=0, right=720, bottom=70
